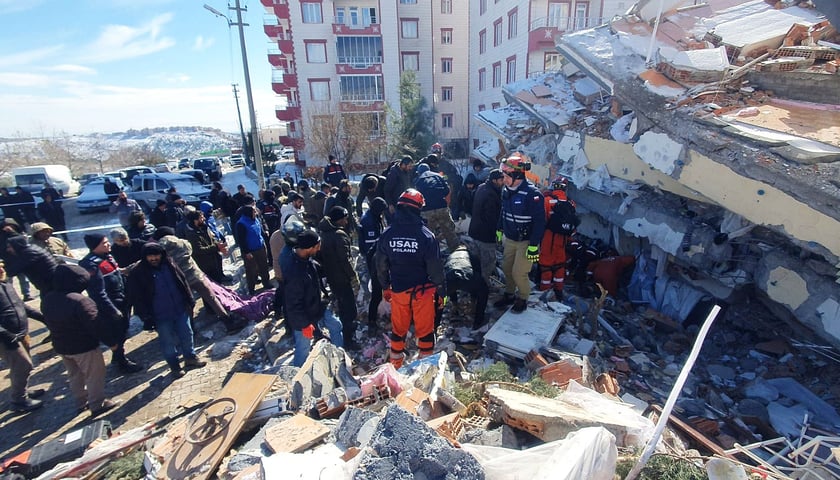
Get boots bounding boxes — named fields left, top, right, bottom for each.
left=511, top=297, right=527, bottom=313
left=10, top=397, right=43, bottom=413
left=184, top=356, right=207, bottom=370
left=168, top=360, right=186, bottom=378
left=112, top=347, right=143, bottom=374
left=493, top=293, right=516, bottom=309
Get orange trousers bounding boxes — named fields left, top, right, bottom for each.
left=538, top=231, right=568, bottom=292
left=390, top=285, right=436, bottom=368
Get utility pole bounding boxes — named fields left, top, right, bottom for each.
left=232, top=84, right=248, bottom=155
left=204, top=2, right=265, bottom=189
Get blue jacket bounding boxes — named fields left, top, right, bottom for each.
left=414, top=170, right=450, bottom=211
left=236, top=215, right=265, bottom=254
left=499, top=180, right=545, bottom=247
left=358, top=210, right=384, bottom=257
left=375, top=208, right=444, bottom=293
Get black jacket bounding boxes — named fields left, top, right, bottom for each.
left=79, top=252, right=126, bottom=320
left=0, top=280, right=42, bottom=348
left=279, top=246, right=326, bottom=331
left=183, top=223, right=220, bottom=277
left=317, top=217, right=357, bottom=289
left=384, top=167, right=413, bottom=207
left=126, top=243, right=194, bottom=323
left=4, top=235, right=58, bottom=294
left=468, top=179, right=502, bottom=243
left=41, top=265, right=110, bottom=355
left=355, top=174, right=386, bottom=217
left=111, top=238, right=145, bottom=268
left=149, top=207, right=167, bottom=229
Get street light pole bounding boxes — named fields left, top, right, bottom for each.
left=204, top=2, right=265, bottom=190
left=232, top=84, right=248, bottom=155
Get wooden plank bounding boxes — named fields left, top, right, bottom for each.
left=263, top=414, right=330, bottom=454
left=158, top=373, right=276, bottom=480
left=649, top=405, right=731, bottom=458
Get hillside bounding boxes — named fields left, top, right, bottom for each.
left=0, top=127, right=239, bottom=174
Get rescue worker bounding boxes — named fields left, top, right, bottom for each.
left=538, top=177, right=578, bottom=301
left=414, top=163, right=460, bottom=251
left=324, top=154, right=347, bottom=187
left=384, top=156, right=415, bottom=215
left=376, top=189, right=445, bottom=368
left=358, top=197, right=387, bottom=328
left=493, top=153, right=545, bottom=313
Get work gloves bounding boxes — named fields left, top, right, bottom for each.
left=526, top=246, right=540, bottom=263
left=496, top=230, right=503, bottom=244
left=383, top=288, right=393, bottom=302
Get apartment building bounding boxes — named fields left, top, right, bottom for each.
left=261, top=0, right=469, bottom=167
left=469, top=0, right=628, bottom=148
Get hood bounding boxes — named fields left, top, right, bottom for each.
left=416, top=163, right=430, bottom=176
left=141, top=241, right=169, bottom=263
left=6, top=235, right=30, bottom=254
left=318, top=216, right=340, bottom=233
left=1, top=218, right=22, bottom=233
left=464, top=173, right=478, bottom=186
left=53, top=264, right=90, bottom=293
left=369, top=197, right=387, bottom=217
left=199, top=201, right=213, bottom=214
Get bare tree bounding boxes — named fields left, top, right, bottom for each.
left=305, top=103, right=386, bottom=173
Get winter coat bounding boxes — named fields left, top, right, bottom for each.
left=183, top=224, right=220, bottom=279
left=376, top=208, right=444, bottom=293
left=258, top=191, right=282, bottom=234
left=149, top=207, right=167, bottom=229
left=37, top=200, right=66, bottom=231
left=127, top=223, right=156, bottom=241
left=324, top=191, right=357, bottom=234
left=79, top=251, right=126, bottom=320
left=4, top=235, right=58, bottom=294
left=41, top=265, right=110, bottom=355
left=109, top=198, right=140, bottom=227
left=317, top=217, right=358, bottom=290
left=127, top=243, right=194, bottom=325
left=414, top=168, right=450, bottom=211
left=156, top=235, right=206, bottom=285
left=384, top=166, right=413, bottom=207
left=499, top=180, right=545, bottom=247
left=0, top=280, right=42, bottom=348
left=468, top=180, right=502, bottom=243
left=235, top=215, right=266, bottom=254
left=358, top=209, right=385, bottom=257
left=355, top=174, right=386, bottom=217
left=110, top=238, right=146, bottom=268
left=324, top=163, right=347, bottom=187
left=279, top=246, right=327, bottom=331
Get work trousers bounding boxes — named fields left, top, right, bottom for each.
left=62, top=349, right=107, bottom=411
left=243, top=247, right=271, bottom=294
left=501, top=238, right=534, bottom=300
left=0, top=341, right=33, bottom=403
left=422, top=208, right=460, bottom=252
left=538, top=231, right=568, bottom=292
left=390, top=285, right=436, bottom=368
left=366, top=254, right=383, bottom=326
left=332, top=282, right=358, bottom=342
left=473, top=240, right=497, bottom=285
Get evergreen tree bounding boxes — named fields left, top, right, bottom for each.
left=387, top=71, right=435, bottom=160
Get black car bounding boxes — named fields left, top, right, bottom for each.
left=192, top=157, right=222, bottom=181
left=178, top=158, right=191, bottom=169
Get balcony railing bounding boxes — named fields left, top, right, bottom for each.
left=264, top=15, right=278, bottom=26
left=530, top=16, right=604, bottom=32
left=339, top=93, right=384, bottom=102
left=276, top=103, right=300, bottom=110
left=262, top=0, right=287, bottom=5
left=336, top=56, right=382, bottom=66
left=332, top=17, right=379, bottom=28
left=272, top=69, right=296, bottom=82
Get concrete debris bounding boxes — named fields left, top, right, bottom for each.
left=336, top=407, right=382, bottom=449
left=290, top=339, right=361, bottom=410
left=354, top=404, right=485, bottom=480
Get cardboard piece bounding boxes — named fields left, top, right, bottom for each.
left=264, top=414, right=330, bottom=454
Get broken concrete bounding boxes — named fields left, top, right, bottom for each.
left=290, top=340, right=361, bottom=410
left=335, top=406, right=382, bottom=449
left=354, top=404, right=484, bottom=480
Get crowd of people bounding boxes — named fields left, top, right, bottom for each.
left=1, top=147, right=635, bottom=416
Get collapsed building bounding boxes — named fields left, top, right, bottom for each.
left=473, top=0, right=840, bottom=348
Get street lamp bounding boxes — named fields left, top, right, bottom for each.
left=204, top=2, right=266, bottom=189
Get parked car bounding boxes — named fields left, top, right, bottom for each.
left=130, top=173, right=211, bottom=211
left=179, top=168, right=207, bottom=185
left=191, top=157, right=222, bottom=182
left=119, top=166, right=155, bottom=184
left=155, top=163, right=171, bottom=173
left=76, top=177, right=125, bottom=214
left=178, top=158, right=191, bottom=169
left=229, top=154, right=245, bottom=167
left=279, top=147, right=295, bottom=160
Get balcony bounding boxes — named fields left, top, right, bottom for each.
left=275, top=105, right=301, bottom=122
left=338, top=98, right=385, bottom=112
left=335, top=59, right=383, bottom=75
left=332, top=21, right=382, bottom=36
left=261, top=0, right=290, bottom=18
left=528, top=16, right=604, bottom=49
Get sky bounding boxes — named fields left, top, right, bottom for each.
left=0, top=0, right=278, bottom=137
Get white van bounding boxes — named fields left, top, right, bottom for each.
left=12, top=165, right=80, bottom=197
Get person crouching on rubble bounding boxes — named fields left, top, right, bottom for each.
left=443, top=246, right=489, bottom=329
left=376, top=189, right=445, bottom=369
left=279, top=229, right=343, bottom=366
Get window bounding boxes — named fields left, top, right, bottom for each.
left=336, top=7, right=345, bottom=24
left=492, top=62, right=501, bottom=87
left=545, top=52, right=562, bottom=71
left=441, top=28, right=453, bottom=45
left=401, top=52, right=419, bottom=71
left=337, top=37, right=383, bottom=65
left=301, top=2, right=322, bottom=23
left=480, top=0, right=487, bottom=15
left=549, top=2, right=570, bottom=30
left=478, top=68, right=486, bottom=91
left=441, top=57, right=452, bottom=74
left=441, top=87, right=453, bottom=101
left=506, top=56, right=517, bottom=83
left=508, top=9, right=518, bottom=38
left=309, top=79, right=330, bottom=101
left=479, top=29, right=487, bottom=54
left=400, top=0, right=417, bottom=3
left=441, top=0, right=452, bottom=14
left=305, top=41, right=327, bottom=63
left=492, top=102, right=501, bottom=109
left=493, top=19, right=503, bottom=46
left=575, top=3, right=589, bottom=30
left=478, top=104, right=486, bottom=111
left=401, top=19, right=418, bottom=38
left=339, top=75, right=384, bottom=101
left=441, top=114, right=453, bottom=129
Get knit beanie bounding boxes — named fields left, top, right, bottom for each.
left=84, top=234, right=106, bottom=251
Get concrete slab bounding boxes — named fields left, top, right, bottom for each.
left=484, top=304, right=567, bottom=359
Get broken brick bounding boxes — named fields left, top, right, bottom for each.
left=538, top=359, right=583, bottom=387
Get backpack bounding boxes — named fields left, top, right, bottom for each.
left=546, top=197, right=579, bottom=235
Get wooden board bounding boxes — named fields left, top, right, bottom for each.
left=159, top=373, right=276, bottom=480
left=263, top=414, right=330, bottom=454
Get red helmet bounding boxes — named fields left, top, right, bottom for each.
left=500, top=152, right=530, bottom=175
left=431, top=143, right=443, bottom=154
left=552, top=176, right=569, bottom=190
left=397, top=188, right=425, bottom=210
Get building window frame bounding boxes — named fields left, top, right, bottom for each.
left=493, top=18, right=503, bottom=47
left=304, top=40, right=328, bottom=63
left=441, top=113, right=453, bottom=129
left=492, top=62, right=502, bottom=88
left=508, top=8, right=518, bottom=39
left=478, top=68, right=486, bottom=91
left=301, top=2, right=323, bottom=24
left=441, top=57, right=453, bottom=74
left=441, top=86, right=453, bottom=102
left=400, top=18, right=419, bottom=39
left=479, top=29, right=487, bottom=54
left=401, top=51, right=420, bottom=71
left=441, top=0, right=452, bottom=14
left=441, top=28, right=453, bottom=45
left=506, top=55, right=517, bottom=83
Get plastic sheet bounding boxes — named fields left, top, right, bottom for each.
left=462, top=427, right=617, bottom=480
left=359, top=362, right=404, bottom=398
left=560, top=381, right=655, bottom=449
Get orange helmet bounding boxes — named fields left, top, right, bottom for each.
left=500, top=152, right=531, bottom=176
left=431, top=143, right=443, bottom=155
left=397, top=188, right=425, bottom=210
left=552, top=176, right=569, bottom=190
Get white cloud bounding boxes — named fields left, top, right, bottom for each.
left=0, top=46, right=64, bottom=68
left=48, top=64, right=97, bottom=75
left=78, top=13, right=176, bottom=64
left=0, top=72, right=51, bottom=88
left=193, top=35, right=215, bottom=51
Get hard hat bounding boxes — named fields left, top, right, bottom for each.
left=552, top=176, right=569, bottom=190
left=500, top=152, right=531, bottom=175
left=397, top=188, right=426, bottom=210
